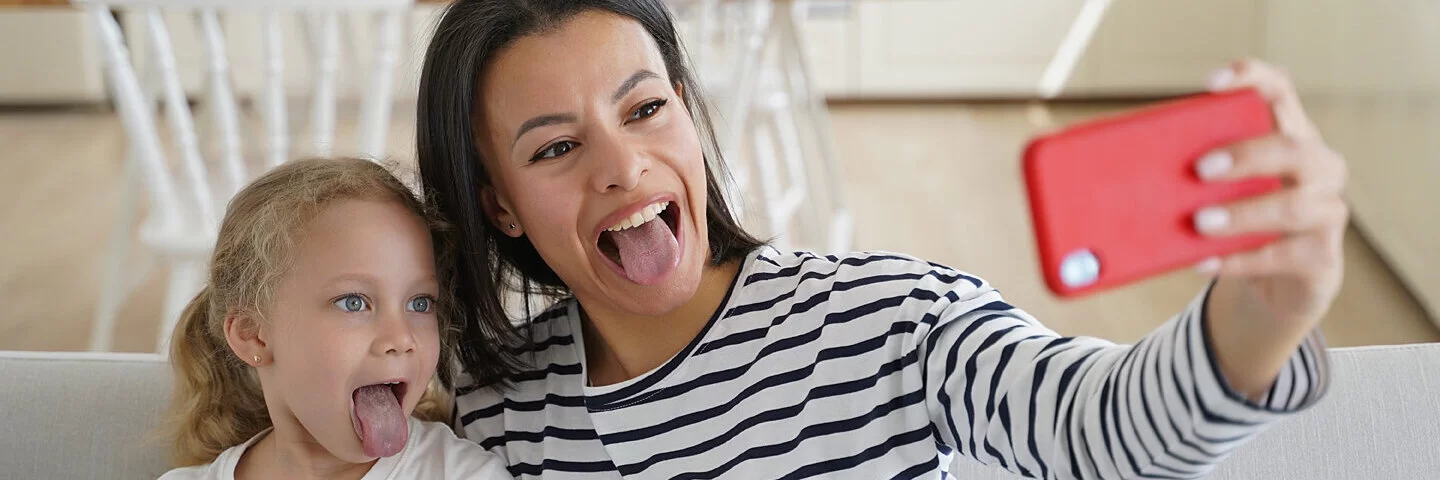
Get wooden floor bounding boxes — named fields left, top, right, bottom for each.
left=1, top=100, right=1434, bottom=353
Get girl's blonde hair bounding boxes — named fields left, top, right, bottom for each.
left=163, top=157, right=460, bottom=467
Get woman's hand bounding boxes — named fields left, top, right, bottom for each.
left=1193, top=58, right=1348, bottom=400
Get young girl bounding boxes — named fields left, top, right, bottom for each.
left=158, top=158, right=508, bottom=479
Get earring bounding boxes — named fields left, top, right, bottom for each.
left=252, top=354, right=261, bottom=366
left=509, top=223, right=516, bottom=231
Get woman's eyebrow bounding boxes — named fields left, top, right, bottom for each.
left=612, top=69, right=660, bottom=103
left=514, top=113, right=578, bottom=147
left=512, top=69, right=661, bottom=149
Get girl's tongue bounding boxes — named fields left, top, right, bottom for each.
left=605, top=217, right=679, bottom=285
left=352, top=384, right=407, bottom=458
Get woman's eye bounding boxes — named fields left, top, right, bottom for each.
left=531, top=141, right=577, bottom=162
left=408, top=296, right=434, bottom=313
left=334, top=294, right=368, bottom=313
left=627, top=99, right=668, bottom=122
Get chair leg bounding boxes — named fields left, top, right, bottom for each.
left=157, top=259, right=206, bottom=355
left=89, top=157, right=143, bottom=352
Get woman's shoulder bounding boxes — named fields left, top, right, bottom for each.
left=745, top=247, right=987, bottom=290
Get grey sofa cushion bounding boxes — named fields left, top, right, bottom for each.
left=3, top=343, right=1439, bottom=479
left=0, top=351, right=171, bottom=480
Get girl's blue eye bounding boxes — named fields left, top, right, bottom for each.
left=408, top=296, right=434, bottom=313
left=628, top=99, right=667, bottom=122
left=334, top=294, right=368, bottom=313
left=531, top=141, right=577, bottom=162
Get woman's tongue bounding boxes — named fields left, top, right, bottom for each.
left=607, top=217, right=679, bottom=285
left=352, top=384, right=406, bottom=458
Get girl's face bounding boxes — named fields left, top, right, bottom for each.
left=256, top=198, right=441, bottom=461
left=476, top=11, right=709, bottom=318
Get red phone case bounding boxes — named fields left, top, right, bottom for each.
left=1023, top=89, right=1281, bottom=298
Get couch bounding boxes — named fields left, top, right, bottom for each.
left=4, top=344, right=1439, bottom=479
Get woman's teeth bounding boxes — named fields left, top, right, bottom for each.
left=606, top=201, right=669, bottom=232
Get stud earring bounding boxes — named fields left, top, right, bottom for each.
left=509, top=223, right=516, bottom=230
left=252, top=354, right=261, bottom=365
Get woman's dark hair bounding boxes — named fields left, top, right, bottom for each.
left=416, top=0, right=765, bottom=387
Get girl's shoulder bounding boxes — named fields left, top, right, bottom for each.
left=397, top=419, right=510, bottom=478
left=157, top=428, right=268, bottom=480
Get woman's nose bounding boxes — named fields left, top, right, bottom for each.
left=589, top=134, right=650, bottom=193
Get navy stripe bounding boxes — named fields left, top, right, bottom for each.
left=479, top=425, right=598, bottom=449
left=1026, top=346, right=1056, bottom=479
left=511, top=362, right=583, bottom=384
left=725, top=272, right=924, bottom=333
left=527, top=305, right=570, bottom=326
left=455, top=353, right=580, bottom=398
left=777, top=426, right=933, bottom=479
left=507, top=459, right=618, bottom=477
left=1284, top=358, right=1301, bottom=409
left=743, top=253, right=914, bottom=286
left=459, top=393, right=588, bottom=426
left=962, top=324, right=1025, bottom=457
left=505, top=334, right=574, bottom=355
left=694, top=326, right=767, bottom=355
left=885, top=456, right=941, bottom=480
left=602, top=322, right=919, bottom=446
left=934, top=313, right=1011, bottom=455
left=660, top=389, right=929, bottom=479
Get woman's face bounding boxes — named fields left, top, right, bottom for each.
left=476, top=11, right=709, bottom=317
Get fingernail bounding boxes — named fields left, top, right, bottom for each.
left=1194, top=207, right=1230, bottom=233
left=1195, top=151, right=1233, bottom=180
left=1207, top=68, right=1235, bottom=91
left=1195, top=257, right=1221, bottom=275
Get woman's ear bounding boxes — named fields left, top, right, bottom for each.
left=224, top=312, right=269, bottom=367
left=673, top=80, right=685, bottom=98
left=481, top=186, right=523, bottom=237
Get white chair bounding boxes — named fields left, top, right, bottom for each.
left=78, top=0, right=415, bottom=354
left=675, top=0, right=853, bottom=254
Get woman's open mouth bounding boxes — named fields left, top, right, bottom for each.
left=597, top=200, right=682, bottom=285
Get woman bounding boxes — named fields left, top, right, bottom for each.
left=416, top=1, right=1348, bottom=478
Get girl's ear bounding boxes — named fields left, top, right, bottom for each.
left=481, top=186, right=523, bottom=238
left=673, top=80, right=685, bottom=98
left=223, top=312, right=269, bottom=367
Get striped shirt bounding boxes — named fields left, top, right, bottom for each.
left=454, top=247, right=1329, bottom=479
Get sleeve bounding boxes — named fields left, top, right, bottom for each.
left=915, top=274, right=1330, bottom=480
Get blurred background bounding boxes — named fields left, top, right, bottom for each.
left=1, top=0, right=1436, bottom=354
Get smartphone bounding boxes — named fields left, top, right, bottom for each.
left=1022, top=88, right=1282, bottom=298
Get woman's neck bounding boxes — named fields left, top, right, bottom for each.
left=581, top=259, right=742, bottom=386
left=236, top=416, right=376, bottom=480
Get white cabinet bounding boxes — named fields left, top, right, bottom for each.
left=854, top=0, right=1084, bottom=97
left=0, top=9, right=107, bottom=104
left=805, top=0, right=1261, bottom=98
left=1066, top=0, right=1262, bottom=96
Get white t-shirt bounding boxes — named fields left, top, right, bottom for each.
left=159, top=418, right=509, bottom=480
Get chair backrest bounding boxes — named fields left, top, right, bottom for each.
left=75, top=0, right=415, bottom=239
